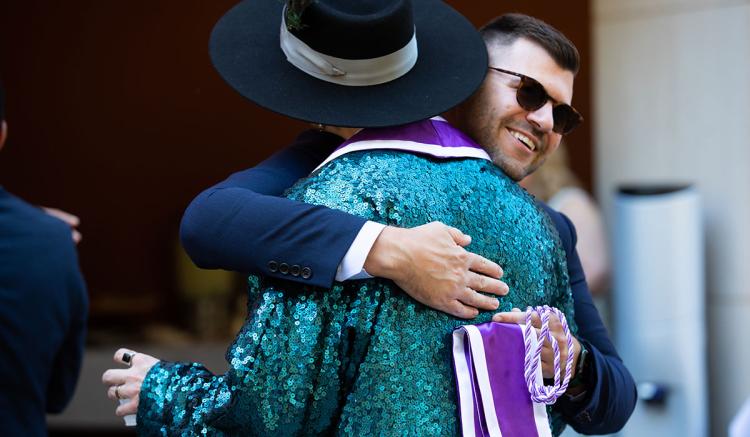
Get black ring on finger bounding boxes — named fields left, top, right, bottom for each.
left=122, top=351, right=134, bottom=367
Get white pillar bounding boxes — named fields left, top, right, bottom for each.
left=613, top=187, right=705, bottom=436
left=593, top=1, right=750, bottom=435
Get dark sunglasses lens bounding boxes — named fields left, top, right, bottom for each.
left=553, top=105, right=582, bottom=134
left=516, top=79, right=547, bottom=111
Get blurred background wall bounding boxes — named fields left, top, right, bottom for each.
left=593, top=0, right=750, bottom=435
left=0, top=0, right=311, bottom=336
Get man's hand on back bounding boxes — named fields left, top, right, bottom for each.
left=364, top=222, right=509, bottom=319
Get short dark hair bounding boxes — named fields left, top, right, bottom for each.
left=0, top=79, right=5, bottom=123
left=480, top=13, right=580, bottom=75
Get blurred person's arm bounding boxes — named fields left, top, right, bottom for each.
left=541, top=205, right=636, bottom=434
left=551, top=188, right=610, bottom=295
left=45, top=238, right=88, bottom=413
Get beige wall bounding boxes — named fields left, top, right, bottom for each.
left=593, top=0, right=750, bottom=435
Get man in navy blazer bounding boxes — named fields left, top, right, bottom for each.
left=177, top=14, right=636, bottom=434
left=0, top=83, right=89, bottom=436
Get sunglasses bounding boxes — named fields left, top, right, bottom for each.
left=488, top=67, right=583, bottom=135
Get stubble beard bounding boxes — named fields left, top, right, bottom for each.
left=487, top=146, right=531, bottom=182
left=472, top=121, right=538, bottom=182
left=455, top=92, right=540, bottom=182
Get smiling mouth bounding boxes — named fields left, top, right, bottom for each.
left=509, top=129, right=536, bottom=152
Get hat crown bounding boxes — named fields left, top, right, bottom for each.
left=289, top=0, right=414, bottom=60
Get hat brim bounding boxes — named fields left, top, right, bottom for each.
left=209, top=0, right=488, bottom=128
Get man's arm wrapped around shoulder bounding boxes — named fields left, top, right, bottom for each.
left=179, top=130, right=367, bottom=288
left=542, top=205, right=637, bottom=434
left=178, top=130, right=506, bottom=318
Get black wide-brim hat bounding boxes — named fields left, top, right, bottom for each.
left=209, top=0, right=488, bottom=127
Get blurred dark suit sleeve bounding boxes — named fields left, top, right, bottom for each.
left=46, top=246, right=88, bottom=413
left=0, top=191, right=89, bottom=435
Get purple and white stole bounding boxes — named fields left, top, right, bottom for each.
left=313, top=116, right=491, bottom=172
left=452, top=306, right=574, bottom=437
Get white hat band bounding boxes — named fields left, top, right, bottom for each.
left=279, top=13, right=418, bottom=87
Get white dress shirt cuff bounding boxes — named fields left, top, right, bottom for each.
left=335, top=221, right=386, bottom=281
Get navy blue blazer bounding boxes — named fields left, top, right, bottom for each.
left=180, top=130, right=636, bottom=434
left=0, top=188, right=88, bottom=437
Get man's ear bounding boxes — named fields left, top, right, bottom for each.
left=0, top=121, right=6, bottom=152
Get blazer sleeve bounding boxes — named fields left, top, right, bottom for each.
left=180, top=130, right=368, bottom=288
left=45, top=239, right=88, bottom=414
left=541, top=204, right=637, bottom=434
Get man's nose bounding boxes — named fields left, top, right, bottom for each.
left=526, top=101, right=555, bottom=133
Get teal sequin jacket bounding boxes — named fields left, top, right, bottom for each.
left=138, top=151, right=576, bottom=436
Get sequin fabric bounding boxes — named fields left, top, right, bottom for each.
left=138, top=151, right=576, bottom=436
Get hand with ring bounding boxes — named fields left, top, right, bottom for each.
left=102, top=348, right=160, bottom=416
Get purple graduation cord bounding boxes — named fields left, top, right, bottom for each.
left=522, top=305, right=575, bottom=404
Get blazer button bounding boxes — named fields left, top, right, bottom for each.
left=267, top=261, right=278, bottom=273
left=290, top=265, right=301, bottom=277
left=279, top=263, right=290, bottom=275
left=301, top=267, right=312, bottom=279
